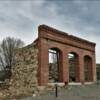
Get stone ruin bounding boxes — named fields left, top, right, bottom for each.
left=0, top=43, right=40, bottom=99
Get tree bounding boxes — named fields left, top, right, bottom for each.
left=0, top=37, right=24, bottom=79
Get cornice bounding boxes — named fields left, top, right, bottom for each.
left=39, top=24, right=96, bottom=46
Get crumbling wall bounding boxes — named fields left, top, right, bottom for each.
left=0, top=43, right=39, bottom=98
left=9, top=44, right=38, bottom=96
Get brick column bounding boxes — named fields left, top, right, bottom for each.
left=79, top=55, right=84, bottom=84
left=92, top=56, right=97, bottom=82
left=75, top=56, right=80, bottom=82
left=38, top=38, right=48, bottom=85
left=61, top=51, right=69, bottom=83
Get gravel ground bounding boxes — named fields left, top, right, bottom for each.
left=12, top=84, right=100, bottom=100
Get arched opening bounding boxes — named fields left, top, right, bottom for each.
left=84, top=55, right=93, bottom=81
left=48, top=48, right=61, bottom=83
left=68, top=52, right=79, bottom=82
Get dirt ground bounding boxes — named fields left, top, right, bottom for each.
left=15, top=83, right=100, bottom=100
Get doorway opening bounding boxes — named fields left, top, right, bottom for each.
left=48, top=48, right=60, bottom=83
left=68, top=52, right=79, bottom=82
left=84, top=55, right=93, bottom=81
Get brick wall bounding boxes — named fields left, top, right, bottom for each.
left=36, top=25, right=96, bottom=85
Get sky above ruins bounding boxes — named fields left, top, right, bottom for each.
left=0, top=0, right=100, bottom=63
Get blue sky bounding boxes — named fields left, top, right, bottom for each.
left=0, top=0, right=100, bottom=63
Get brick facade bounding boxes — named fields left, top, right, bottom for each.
left=35, top=25, right=96, bottom=86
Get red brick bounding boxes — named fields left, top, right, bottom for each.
left=35, top=25, right=96, bottom=85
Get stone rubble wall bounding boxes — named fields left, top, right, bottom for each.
left=0, top=44, right=40, bottom=98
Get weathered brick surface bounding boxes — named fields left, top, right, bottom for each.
left=36, top=25, right=96, bottom=85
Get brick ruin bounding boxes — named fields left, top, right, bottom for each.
left=35, top=25, right=96, bottom=85
left=0, top=25, right=97, bottom=98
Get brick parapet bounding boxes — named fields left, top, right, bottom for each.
left=38, top=25, right=95, bottom=52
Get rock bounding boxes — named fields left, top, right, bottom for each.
left=0, top=92, right=3, bottom=96
left=32, top=93, right=36, bottom=97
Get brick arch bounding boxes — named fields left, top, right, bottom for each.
left=67, top=50, right=80, bottom=56
left=83, top=53, right=93, bottom=58
left=48, top=47, right=63, bottom=61
left=84, top=55, right=93, bottom=81
left=48, top=45, right=63, bottom=53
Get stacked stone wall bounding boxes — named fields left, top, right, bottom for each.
left=0, top=44, right=39, bottom=98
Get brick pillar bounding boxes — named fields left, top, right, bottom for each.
left=79, top=55, right=84, bottom=84
left=61, top=51, right=69, bottom=84
left=75, top=56, right=80, bottom=82
left=38, top=38, right=48, bottom=85
left=92, top=56, right=97, bottom=82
